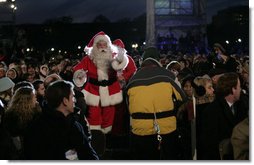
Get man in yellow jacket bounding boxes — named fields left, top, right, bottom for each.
left=126, top=47, right=187, bottom=160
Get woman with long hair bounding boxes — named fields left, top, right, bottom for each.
left=3, top=86, right=41, bottom=159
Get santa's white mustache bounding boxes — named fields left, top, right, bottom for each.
left=98, top=48, right=107, bottom=53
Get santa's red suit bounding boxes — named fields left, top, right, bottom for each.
left=72, top=32, right=128, bottom=134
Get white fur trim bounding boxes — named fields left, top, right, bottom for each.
left=73, top=70, right=87, bottom=87
left=93, top=35, right=112, bottom=48
left=111, top=55, right=129, bottom=71
left=97, top=68, right=108, bottom=81
left=82, top=88, right=123, bottom=107
left=109, top=91, right=123, bottom=105
left=99, top=86, right=111, bottom=106
left=82, top=89, right=100, bottom=106
left=99, top=86, right=123, bottom=107
left=89, top=125, right=102, bottom=130
left=84, top=46, right=92, bottom=55
left=101, top=126, right=112, bottom=134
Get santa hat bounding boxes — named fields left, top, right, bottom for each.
left=113, top=39, right=125, bottom=49
left=85, top=31, right=112, bottom=54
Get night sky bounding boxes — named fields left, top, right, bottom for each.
left=15, top=0, right=146, bottom=24
left=14, top=0, right=249, bottom=24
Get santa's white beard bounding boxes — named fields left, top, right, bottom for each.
left=90, top=48, right=113, bottom=80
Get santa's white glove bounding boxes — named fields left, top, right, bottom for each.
left=111, top=46, right=129, bottom=71
left=116, top=47, right=127, bottom=62
left=73, top=70, right=87, bottom=87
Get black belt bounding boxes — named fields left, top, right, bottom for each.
left=131, top=110, right=176, bottom=119
left=88, top=77, right=117, bottom=87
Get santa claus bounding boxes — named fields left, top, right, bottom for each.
left=72, top=31, right=129, bottom=135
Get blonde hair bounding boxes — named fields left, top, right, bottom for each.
left=193, top=74, right=211, bottom=87
left=194, top=75, right=215, bottom=104
left=7, top=86, right=41, bottom=124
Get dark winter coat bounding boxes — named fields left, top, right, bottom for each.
left=200, top=97, right=248, bottom=160
left=24, top=110, right=99, bottom=160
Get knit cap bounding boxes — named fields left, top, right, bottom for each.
left=213, top=43, right=226, bottom=55
left=0, top=77, right=15, bottom=92
left=142, top=47, right=160, bottom=61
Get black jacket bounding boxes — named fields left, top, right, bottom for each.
left=24, top=110, right=99, bottom=160
left=200, top=97, right=248, bottom=160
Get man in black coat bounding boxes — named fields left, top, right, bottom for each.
left=199, top=72, right=248, bottom=160
left=24, top=80, right=99, bottom=160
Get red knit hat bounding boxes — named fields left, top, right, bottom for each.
left=112, top=39, right=125, bottom=48
left=86, top=31, right=111, bottom=48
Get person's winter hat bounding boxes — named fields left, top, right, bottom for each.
left=142, top=47, right=160, bottom=61
left=0, top=77, right=15, bottom=92
left=166, top=61, right=181, bottom=71
left=0, top=61, right=7, bottom=71
left=40, top=64, right=49, bottom=76
left=213, top=43, right=226, bottom=54
left=181, top=74, right=195, bottom=87
left=6, top=68, right=18, bottom=79
left=85, top=31, right=112, bottom=53
left=140, top=47, right=162, bottom=67
left=113, top=39, right=125, bottom=48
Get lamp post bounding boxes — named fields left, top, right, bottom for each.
left=146, top=0, right=156, bottom=47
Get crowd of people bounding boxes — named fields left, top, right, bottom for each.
left=0, top=31, right=249, bottom=160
